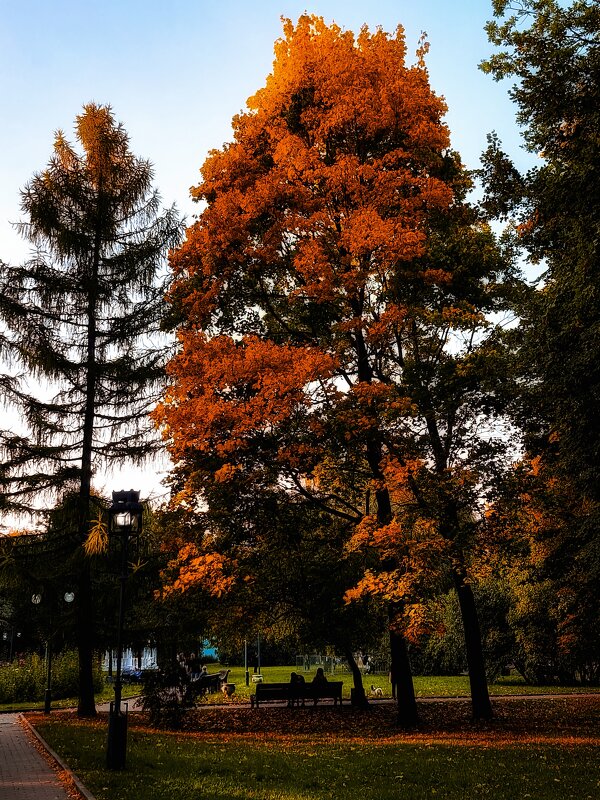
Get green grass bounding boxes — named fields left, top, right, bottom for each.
left=33, top=717, right=600, bottom=800
left=201, top=665, right=600, bottom=703
left=0, top=666, right=593, bottom=711
left=0, top=683, right=140, bottom=713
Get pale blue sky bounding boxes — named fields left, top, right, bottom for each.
left=1, top=0, right=527, bottom=265
left=0, top=0, right=527, bottom=503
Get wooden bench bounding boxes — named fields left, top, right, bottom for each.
left=251, top=682, right=290, bottom=707
left=251, top=681, right=343, bottom=708
left=305, top=682, right=344, bottom=706
left=188, top=668, right=230, bottom=701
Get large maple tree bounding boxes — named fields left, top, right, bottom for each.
left=156, top=16, right=521, bottom=722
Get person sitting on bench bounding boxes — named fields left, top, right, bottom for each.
left=310, top=667, right=329, bottom=704
left=312, top=667, right=328, bottom=687
left=288, top=671, right=306, bottom=707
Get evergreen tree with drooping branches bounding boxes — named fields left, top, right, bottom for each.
left=0, top=103, right=182, bottom=716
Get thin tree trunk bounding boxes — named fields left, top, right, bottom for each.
left=353, top=321, right=418, bottom=723
left=344, top=648, right=368, bottom=708
left=76, top=200, right=102, bottom=718
left=453, top=570, right=493, bottom=720
left=76, top=561, right=97, bottom=716
left=365, top=435, right=418, bottom=726
left=365, top=438, right=418, bottom=725
left=389, top=606, right=418, bottom=727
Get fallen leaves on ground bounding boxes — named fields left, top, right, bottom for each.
left=27, top=695, right=600, bottom=749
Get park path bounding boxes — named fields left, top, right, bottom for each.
left=0, top=713, right=71, bottom=799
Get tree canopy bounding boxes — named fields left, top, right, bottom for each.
left=155, top=16, right=526, bottom=721
left=480, top=0, right=600, bottom=685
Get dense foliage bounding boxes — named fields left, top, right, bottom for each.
left=480, top=0, right=600, bottom=684
left=0, top=650, right=103, bottom=704
left=155, top=15, right=529, bottom=721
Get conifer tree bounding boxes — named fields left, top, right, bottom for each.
left=0, top=104, right=182, bottom=715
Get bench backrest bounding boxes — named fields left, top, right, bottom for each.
left=306, top=681, right=343, bottom=697
left=255, top=681, right=343, bottom=698
left=255, top=682, right=289, bottom=696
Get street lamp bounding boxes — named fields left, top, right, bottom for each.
left=106, top=489, right=143, bottom=771
left=31, top=590, right=75, bottom=714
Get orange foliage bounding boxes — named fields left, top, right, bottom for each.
left=161, top=543, right=237, bottom=598
left=345, top=510, right=450, bottom=641
left=156, top=14, right=504, bottom=621
left=155, top=335, right=336, bottom=466
left=167, top=15, right=453, bottom=329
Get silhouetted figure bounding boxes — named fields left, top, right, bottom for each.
left=288, top=671, right=306, bottom=707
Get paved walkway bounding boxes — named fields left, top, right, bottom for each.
left=0, top=714, right=71, bottom=799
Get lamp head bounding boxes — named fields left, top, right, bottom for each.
left=108, top=490, right=143, bottom=537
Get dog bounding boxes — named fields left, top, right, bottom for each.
left=370, top=684, right=383, bottom=697
left=221, top=682, right=235, bottom=697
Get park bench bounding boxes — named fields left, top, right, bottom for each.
left=305, top=682, right=343, bottom=706
left=251, top=680, right=343, bottom=708
left=188, top=668, right=230, bottom=701
left=120, top=666, right=144, bottom=684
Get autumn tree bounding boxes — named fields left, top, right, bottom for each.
left=484, top=455, right=600, bottom=684
left=158, top=485, right=384, bottom=706
left=0, top=104, right=182, bottom=715
left=156, top=17, right=522, bottom=723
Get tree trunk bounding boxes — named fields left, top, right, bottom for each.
left=389, top=607, right=418, bottom=728
left=75, top=200, right=102, bottom=719
left=76, top=560, right=97, bottom=716
left=362, top=423, right=419, bottom=727
left=453, top=571, right=494, bottom=720
left=344, top=648, right=368, bottom=708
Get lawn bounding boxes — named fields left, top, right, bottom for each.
left=200, top=665, right=600, bottom=703
left=30, top=695, right=600, bottom=800
left=1, top=666, right=593, bottom=712
left=0, top=683, right=140, bottom=713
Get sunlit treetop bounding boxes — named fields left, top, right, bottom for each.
left=169, top=15, right=460, bottom=338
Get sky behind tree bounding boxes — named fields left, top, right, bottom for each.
left=0, top=0, right=529, bottom=504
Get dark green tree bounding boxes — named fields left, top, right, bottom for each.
left=480, top=0, right=600, bottom=681
left=0, top=104, right=182, bottom=715
left=481, top=0, right=600, bottom=490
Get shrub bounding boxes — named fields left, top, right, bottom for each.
left=410, top=581, right=515, bottom=681
left=0, top=654, right=45, bottom=703
left=0, top=650, right=104, bottom=703
left=139, top=662, right=191, bottom=729
left=51, top=650, right=104, bottom=698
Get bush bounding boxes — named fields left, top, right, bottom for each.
left=409, top=581, right=515, bottom=681
left=0, top=650, right=104, bottom=703
left=51, top=650, right=104, bottom=698
left=0, top=655, right=45, bottom=703
left=139, top=662, right=191, bottom=729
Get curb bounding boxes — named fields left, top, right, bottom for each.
left=19, top=714, right=97, bottom=800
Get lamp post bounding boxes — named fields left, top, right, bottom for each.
left=106, top=489, right=143, bottom=771
left=31, top=590, right=75, bottom=714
